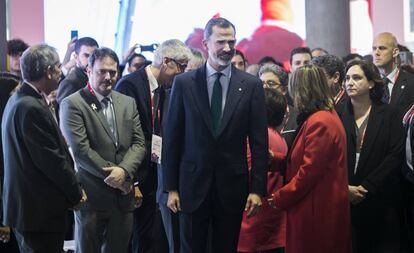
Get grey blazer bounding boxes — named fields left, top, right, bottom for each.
left=59, top=87, right=146, bottom=211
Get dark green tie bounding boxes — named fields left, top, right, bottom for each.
left=211, top=72, right=222, bottom=137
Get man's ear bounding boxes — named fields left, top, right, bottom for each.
left=333, top=71, right=341, bottom=85
left=393, top=47, right=400, bottom=59
left=202, top=39, right=208, bottom=51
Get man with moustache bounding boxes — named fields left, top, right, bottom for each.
left=115, top=39, right=191, bottom=253
left=60, top=47, right=146, bottom=253
left=57, top=37, right=99, bottom=104
left=163, top=17, right=268, bottom=252
left=2, top=44, right=85, bottom=253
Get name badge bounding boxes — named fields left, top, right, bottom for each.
left=151, top=134, right=162, bottom=164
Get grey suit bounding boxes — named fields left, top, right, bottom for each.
left=60, top=87, right=146, bottom=253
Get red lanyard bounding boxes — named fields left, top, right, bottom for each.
left=334, top=89, right=345, bottom=105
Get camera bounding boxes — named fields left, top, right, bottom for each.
left=134, top=43, right=159, bottom=53
left=400, top=51, right=413, bottom=65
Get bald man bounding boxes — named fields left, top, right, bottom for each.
left=372, top=32, right=414, bottom=112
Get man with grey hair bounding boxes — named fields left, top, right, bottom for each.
left=186, top=48, right=205, bottom=72
left=115, top=39, right=191, bottom=253
left=163, top=17, right=267, bottom=252
left=1, top=44, right=85, bottom=252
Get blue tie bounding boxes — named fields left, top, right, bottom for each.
left=382, top=77, right=390, bottom=104
left=211, top=72, right=222, bottom=137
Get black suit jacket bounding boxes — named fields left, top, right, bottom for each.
left=115, top=65, right=157, bottom=196
left=162, top=65, right=268, bottom=213
left=338, top=100, right=405, bottom=206
left=1, top=83, right=82, bottom=232
left=391, top=69, right=414, bottom=113
left=57, top=66, right=88, bottom=104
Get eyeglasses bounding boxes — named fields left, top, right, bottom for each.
left=168, top=58, right=187, bottom=73
left=262, top=80, right=282, bottom=88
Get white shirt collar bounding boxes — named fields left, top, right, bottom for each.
left=205, top=61, right=232, bottom=79
left=386, top=67, right=399, bottom=84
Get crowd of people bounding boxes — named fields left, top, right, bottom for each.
left=1, top=16, right=414, bottom=253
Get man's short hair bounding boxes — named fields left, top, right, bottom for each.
left=88, top=47, right=119, bottom=69
left=20, top=44, right=59, bottom=82
left=203, top=17, right=236, bottom=40
left=311, top=54, right=345, bottom=84
left=258, top=63, right=289, bottom=87
left=75, top=37, right=99, bottom=55
left=7, top=39, right=29, bottom=56
left=289, top=47, right=312, bottom=64
left=153, top=39, right=191, bottom=67
left=127, top=53, right=147, bottom=66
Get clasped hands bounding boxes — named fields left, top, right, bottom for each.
left=348, top=185, right=368, bottom=204
left=103, top=166, right=131, bottom=194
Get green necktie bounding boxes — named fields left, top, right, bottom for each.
left=211, top=72, right=222, bottom=137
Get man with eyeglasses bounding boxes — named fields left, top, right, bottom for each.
left=60, top=47, right=146, bottom=253
left=115, top=39, right=191, bottom=253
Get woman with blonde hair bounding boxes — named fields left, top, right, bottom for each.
left=268, top=65, right=351, bottom=253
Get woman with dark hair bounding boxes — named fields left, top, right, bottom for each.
left=339, top=60, right=405, bottom=252
left=268, top=65, right=351, bottom=253
left=238, top=88, right=287, bottom=253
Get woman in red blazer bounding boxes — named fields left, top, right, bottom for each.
left=268, top=65, right=352, bottom=253
left=238, top=88, right=288, bottom=253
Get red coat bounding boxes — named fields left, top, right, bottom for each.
left=238, top=128, right=287, bottom=252
left=272, top=110, right=351, bottom=253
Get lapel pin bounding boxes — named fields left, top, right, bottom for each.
left=401, top=85, right=405, bottom=89
left=238, top=88, right=242, bottom=91
left=91, top=103, right=97, bottom=110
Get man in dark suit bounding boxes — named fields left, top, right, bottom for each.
left=2, top=44, right=85, bottom=253
left=60, top=47, right=146, bottom=253
left=115, top=39, right=191, bottom=253
left=163, top=17, right=268, bottom=252
left=373, top=32, right=414, bottom=113
left=57, top=37, right=98, bottom=104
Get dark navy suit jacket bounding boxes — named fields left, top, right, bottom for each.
left=162, top=65, right=268, bottom=213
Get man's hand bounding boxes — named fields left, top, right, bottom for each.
left=103, top=166, right=126, bottom=188
left=245, top=193, right=262, bottom=218
left=167, top=191, right=181, bottom=213
left=348, top=185, right=368, bottom=205
left=134, top=186, right=144, bottom=208
left=267, top=194, right=277, bottom=209
left=73, top=189, right=88, bottom=210
left=119, top=181, right=133, bottom=195
left=0, top=226, right=10, bottom=243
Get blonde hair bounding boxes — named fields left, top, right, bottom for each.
left=289, top=65, right=334, bottom=114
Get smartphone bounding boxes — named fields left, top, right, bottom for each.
left=400, top=51, right=413, bottom=65
left=135, top=43, right=159, bottom=53
left=71, top=30, right=78, bottom=40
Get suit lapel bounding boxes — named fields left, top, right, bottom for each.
left=217, top=67, right=245, bottom=136
left=79, top=87, right=117, bottom=145
left=391, top=71, right=407, bottom=105
left=357, top=104, right=383, bottom=170
left=190, top=66, right=214, bottom=134
left=112, top=92, right=122, bottom=145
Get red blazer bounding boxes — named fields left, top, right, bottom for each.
left=238, top=128, right=287, bottom=252
left=272, top=110, right=351, bottom=253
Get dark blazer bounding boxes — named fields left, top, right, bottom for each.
left=59, top=88, right=146, bottom=211
left=57, top=66, right=88, bottom=104
left=1, top=82, right=82, bottom=232
left=338, top=100, right=405, bottom=205
left=391, top=69, right=414, bottom=113
left=115, top=65, right=156, bottom=196
left=162, top=65, right=268, bottom=213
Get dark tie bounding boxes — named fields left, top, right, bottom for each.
left=211, top=72, right=223, bottom=137
left=102, top=97, right=118, bottom=143
left=382, top=77, right=391, bottom=104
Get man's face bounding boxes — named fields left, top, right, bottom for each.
left=45, top=60, right=62, bottom=95
left=87, top=56, right=118, bottom=97
left=75, top=45, right=97, bottom=71
left=231, top=54, right=245, bottom=71
left=9, top=53, right=22, bottom=76
left=291, top=53, right=311, bottom=72
left=260, top=71, right=285, bottom=94
left=203, top=25, right=236, bottom=70
left=372, top=35, right=398, bottom=69
left=127, top=56, right=146, bottom=73
left=160, top=57, right=189, bottom=86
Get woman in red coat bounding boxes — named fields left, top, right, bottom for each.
left=238, top=88, right=288, bottom=253
left=268, top=65, right=352, bottom=253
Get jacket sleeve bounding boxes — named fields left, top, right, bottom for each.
left=22, top=104, right=82, bottom=205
